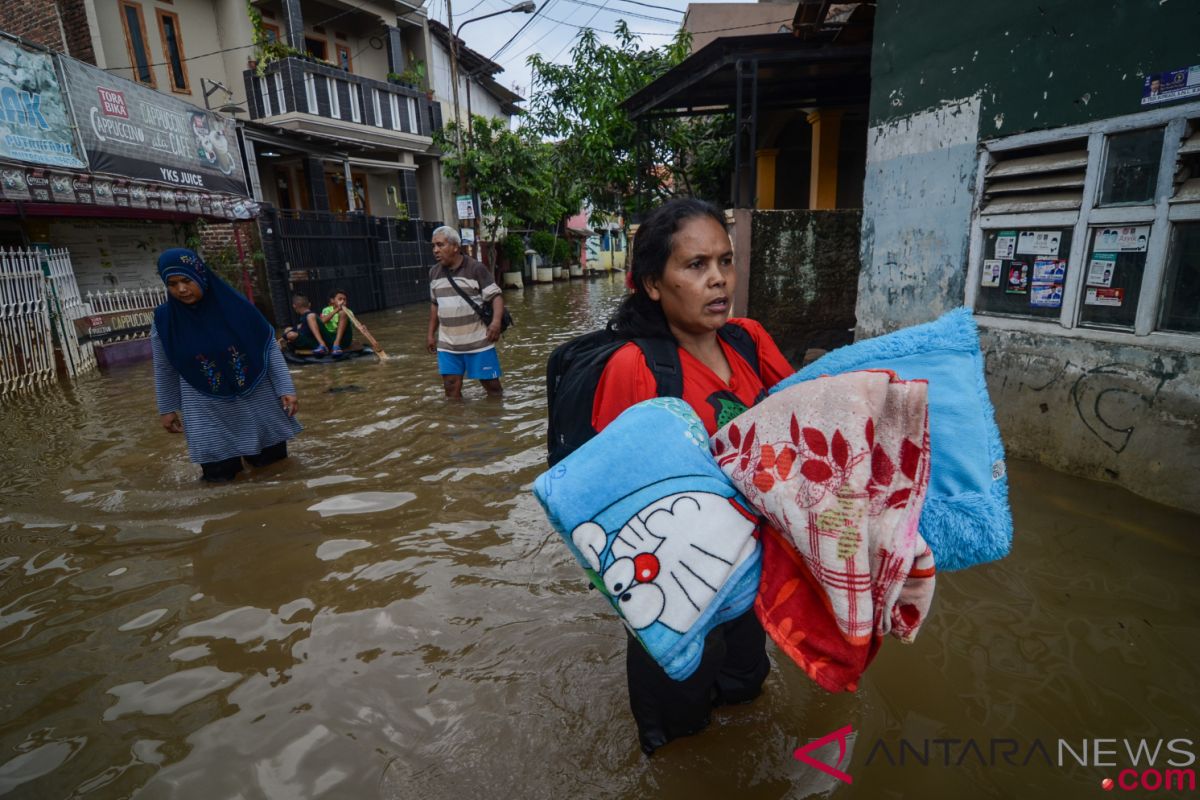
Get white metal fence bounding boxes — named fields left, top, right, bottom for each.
left=85, top=286, right=166, bottom=314
left=43, top=248, right=96, bottom=377
left=0, top=247, right=96, bottom=396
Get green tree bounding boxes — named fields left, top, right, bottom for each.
left=527, top=22, right=733, bottom=215
left=435, top=115, right=569, bottom=264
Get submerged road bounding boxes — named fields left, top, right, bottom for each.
left=1, top=276, right=1198, bottom=798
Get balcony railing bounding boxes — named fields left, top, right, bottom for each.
left=244, top=57, right=443, bottom=139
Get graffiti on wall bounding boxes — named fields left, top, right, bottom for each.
left=985, top=347, right=1188, bottom=455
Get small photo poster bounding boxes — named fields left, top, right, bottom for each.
left=1141, top=66, right=1200, bottom=106
left=1032, top=258, right=1066, bottom=282
left=1087, top=253, right=1117, bottom=287
left=1085, top=287, right=1125, bottom=307
left=1096, top=226, right=1150, bottom=252
left=455, top=194, right=475, bottom=220
left=1006, top=262, right=1029, bottom=294
left=981, top=259, right=1002, bottom=287
left=460, top=227, right=476, bottom=245
left=1030, top=283, right=1064, bottom=308
left=994, top=231, right=1017, bottom=260
left=1017, top=230, right=1062, bottom=257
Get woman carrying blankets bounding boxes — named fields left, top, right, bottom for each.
left=591, top=199, right=793, bottom=755
left=151, top=248, right=301, bottom=482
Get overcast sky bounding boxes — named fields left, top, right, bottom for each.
left=425, top=0, right=761, bottom=107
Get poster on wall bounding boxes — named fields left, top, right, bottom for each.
left=58, top=57, right=247, bottom=196
left=1095, top=226, right=1150, bottom=252
left=994, top=231, right=1017, bottom=260
left=1030, top=283, right=1063, bottom=308
left=0, top=39, right=87, bottom=169
left=1085, top=287, right=1125, bottom=307
left=1087, top=253, right=1117, bottom=286
left=1017, top=231, right=1062, bottom=257
left=1032, top=258, right=1066, bottom=282
left=981, top=259, right=1002, bottom=287
left=1141, top=66, right=1200, bottom=106
left=1006, top=263, right=1029, bottom=294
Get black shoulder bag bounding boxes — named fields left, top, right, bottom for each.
left=445, top=271, right=513, bottom=333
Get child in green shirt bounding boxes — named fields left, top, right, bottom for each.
left=319, top=288, right=354, bottom=356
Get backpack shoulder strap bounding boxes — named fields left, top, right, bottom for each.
left=444, top=270, right=485, bottom=317
left=718, top=322, right=761, bottom=378
left=633, top=337, right=684, bottom=398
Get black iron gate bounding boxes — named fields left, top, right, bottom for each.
left=258, top=208, right=440, bottom=326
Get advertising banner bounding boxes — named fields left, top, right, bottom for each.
left=59, top=57, right=248, bottom=196
left=0, top=39, right=87, bottom=169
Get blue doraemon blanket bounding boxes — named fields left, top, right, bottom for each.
left=534, top=397, right=762, bottom=681
left=772, top=308, right=1011, bottom=571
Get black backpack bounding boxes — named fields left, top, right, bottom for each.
left=545, top=323, right=761, bottom=466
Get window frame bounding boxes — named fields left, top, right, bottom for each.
left=119, top=0, right=157, bottom=88
left=304, top=34, right=328, bottom=62
left=335, top=44, right=353, bottom=72
left=155, top=8, right=190, bottom=94
left=966, top=100, right=1200, bottom=353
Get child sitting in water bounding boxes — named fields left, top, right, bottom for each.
left=319, top=288, right=354, bottom=357
left=282, top=294, right=327, bottom=354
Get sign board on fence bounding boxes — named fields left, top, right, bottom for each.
left=0, top=39, right=87, bottom=170
left=58, top=57, right=248, bottom=196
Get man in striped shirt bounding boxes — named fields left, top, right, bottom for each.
left=427, top=226, right=505, bottom=399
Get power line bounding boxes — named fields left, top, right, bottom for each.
left=490, top=0, right=559, bottom=60
left=458, top=0, right=497, bottom=16
left=545, top=0, right=611, bottom=62
left=564, top=0, right=680, bottom=25
left=538, top=13, right=793, bottom=37
left=608, top=0, right=685, bottom=13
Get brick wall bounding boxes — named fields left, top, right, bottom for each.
left=0, top=0, right=96, bottom=63
left=196, top=221, right=274, bottom=319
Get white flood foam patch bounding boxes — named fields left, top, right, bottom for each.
left=307, top=492, right=415, bottom=518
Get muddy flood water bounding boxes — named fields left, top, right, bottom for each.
left=1, top=276, right=1198, bottom=799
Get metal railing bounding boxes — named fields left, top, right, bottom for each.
left=42, top=247, right=97, bottom=376
left=0, top=247, right=102, bottom=396
left=85, top=286, right=167, bottom=314
left=0, top=248, right=56, bottom=395
left=258, top=208, right=439, bottom=326
left=244, top=57, right=440, bottom=138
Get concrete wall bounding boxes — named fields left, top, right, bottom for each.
left=982, top=328, right=1200, bottom=512
left=859, top=0, right=1200, bottom=512
left=857, top=96, right=981, bottom=336
left=746, top=209, right=861, bottom=366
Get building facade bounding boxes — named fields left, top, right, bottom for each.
left=858, top=0, right=1200, bottom=512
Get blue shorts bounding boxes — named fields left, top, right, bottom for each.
left=438, top=348, right=502, bottom=380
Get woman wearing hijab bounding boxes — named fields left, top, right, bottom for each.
left=152, top=248, right=301, bottom=482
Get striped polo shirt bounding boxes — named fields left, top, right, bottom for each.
left=430, top=256, right=501, bottom=354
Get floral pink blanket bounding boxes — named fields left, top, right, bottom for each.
left=712, top=369, right=936, bottom=691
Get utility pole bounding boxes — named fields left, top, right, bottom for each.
left=446, top=0, right=467, bottom=195
left=445, top=2, right=536, bottom=258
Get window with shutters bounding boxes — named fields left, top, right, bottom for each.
left=968, top=102, right=1200, bottom=347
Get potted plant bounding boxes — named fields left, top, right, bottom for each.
left=502, top=233, right=526, bottom=289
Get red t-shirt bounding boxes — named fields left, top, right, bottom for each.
left=592, top=318, right=794, bottom=436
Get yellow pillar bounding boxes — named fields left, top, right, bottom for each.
left=755, top=148, right=779, bottom=210
left=807, top=109, right=843, bottom=210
